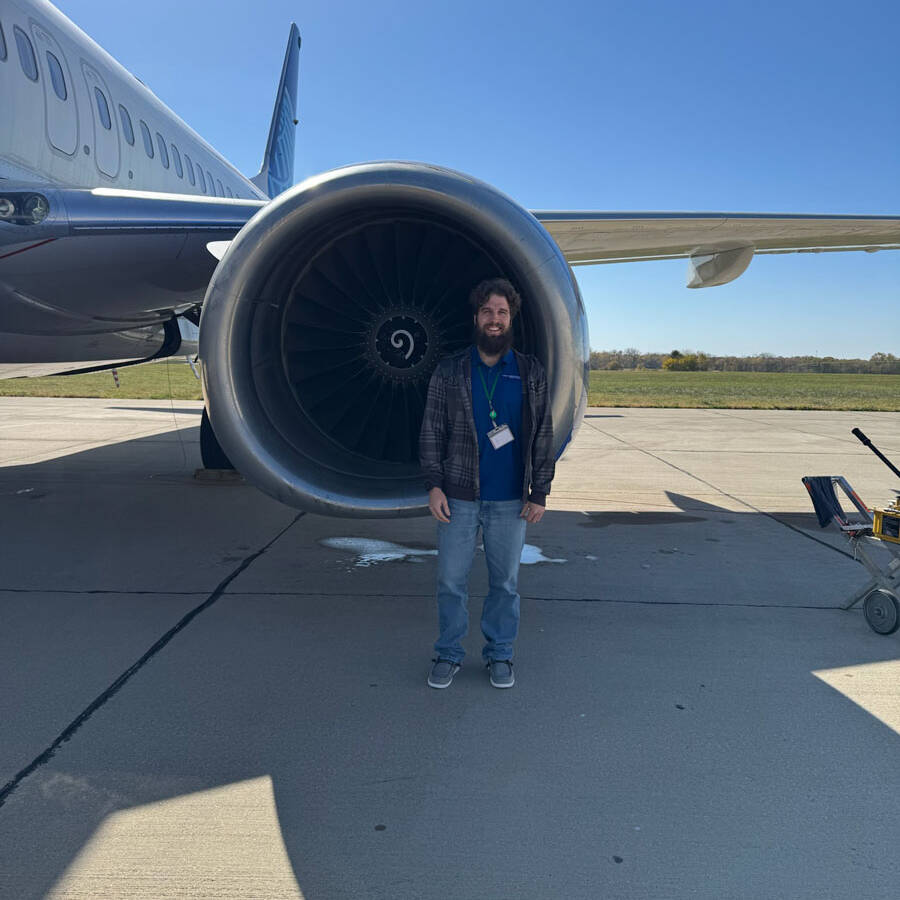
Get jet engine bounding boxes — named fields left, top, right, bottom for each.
left=199, top=162, right=588, bottom=516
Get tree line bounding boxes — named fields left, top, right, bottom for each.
left=590, top=350, right=900, bottom=374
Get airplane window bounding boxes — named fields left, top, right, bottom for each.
left=155, top=133, right=169, bottom=169
left=170, top=144, right=183, bottom=178
left=216, top=178, right=223, bottom=197
left=94, top=87, right=111, bottom=129
left=119, top=105, right=134, bottom=145
left=184, top=153, right=195, bottom=186
left=226, top=186, right=233, bottom=198
left=195, top=164, right=206, bottom=193
left=1, top=23, right=9, bottom=62
left=46, top=51, right=66, bottom=100
left=14, top=26, right=38, bottom=81
left=139, top=120, right=153, bottom=158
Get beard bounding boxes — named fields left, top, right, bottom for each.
left=475, top=324, right=514, bottom=356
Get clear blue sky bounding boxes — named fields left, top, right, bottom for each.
left=57, top=0, right=899, bottom=357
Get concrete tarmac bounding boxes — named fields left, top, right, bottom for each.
left=1, top=398, right=900, bottom=899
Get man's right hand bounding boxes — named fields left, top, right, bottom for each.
left=428, top=487, right=451, bottom=523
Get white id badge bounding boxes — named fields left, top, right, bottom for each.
left=487, top=424, right=514, bottom=449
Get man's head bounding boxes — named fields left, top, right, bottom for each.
left=469, top=278, right=521, bottom=356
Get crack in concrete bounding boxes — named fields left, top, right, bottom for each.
left=584, top=419, right=855, bottom=560
left=0, top=512, right=305, bottom=810
left=707, top=409, right=900, bottom=452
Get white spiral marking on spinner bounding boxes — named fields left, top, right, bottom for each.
left=391, top=329, right=415, bottom=360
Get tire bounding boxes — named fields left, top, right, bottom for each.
left=863, top=589, right=900, bottom=635
left=200, top=408, right=234, bottom=470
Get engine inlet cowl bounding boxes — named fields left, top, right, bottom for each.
left=200, top=162, right=588, bottom=517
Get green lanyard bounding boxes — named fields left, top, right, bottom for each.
left=477, top=364, right=501, bottom=422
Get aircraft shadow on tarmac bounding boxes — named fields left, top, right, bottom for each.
left=2, top=429, right=900, bottom=897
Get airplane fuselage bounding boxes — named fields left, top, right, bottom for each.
left=0, top=0, right=270, bottom=375
left=0, top=0, right=263, bottom=199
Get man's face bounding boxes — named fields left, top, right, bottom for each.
left=474, top=294, right=514, bottom=355
left=475, top=294, right=511, bottom=338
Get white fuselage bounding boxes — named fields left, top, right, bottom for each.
left=0, top=0, right=265, bottom=200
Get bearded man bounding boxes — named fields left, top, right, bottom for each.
left=419, top=277, right=555, bottom=689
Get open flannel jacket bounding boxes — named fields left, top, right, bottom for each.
left=419, top=347, right=555, bottom=506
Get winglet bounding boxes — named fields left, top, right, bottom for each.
left=251, top=24, right=301, bottom=199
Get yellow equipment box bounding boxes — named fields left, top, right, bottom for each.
left=873, top=504, right=900, bottom=544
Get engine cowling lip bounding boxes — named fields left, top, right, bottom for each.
left=200, top=162, right=586, bottom=516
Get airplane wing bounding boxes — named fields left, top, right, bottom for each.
left=533, top=211, right=900, bottom=287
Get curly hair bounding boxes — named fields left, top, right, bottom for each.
left=468, top=278, right=521, bottom=319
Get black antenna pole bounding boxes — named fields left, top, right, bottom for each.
left=852, top=428, right=900, bottom=481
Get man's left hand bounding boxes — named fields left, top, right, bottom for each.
left=520, top=501, right=545, bottom=523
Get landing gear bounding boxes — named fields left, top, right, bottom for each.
left=200, top=407, right=233, bottom=470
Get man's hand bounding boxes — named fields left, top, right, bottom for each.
left=428, top=487, right=451, bottom=523
left=520, top=501, right=545, bottom=524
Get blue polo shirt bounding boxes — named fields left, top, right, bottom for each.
left=470, top=346, right=525, bottom=501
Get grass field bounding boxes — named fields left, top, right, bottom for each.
left=0, top=360, right=204, bottom=400
left=588, top=370, right=900, bottom=411
left=1, top=362, right=898, bottom=411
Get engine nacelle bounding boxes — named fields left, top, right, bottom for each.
left=200, top=162, right=588, bottom=517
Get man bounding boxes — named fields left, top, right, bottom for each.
left=419, top=277, right=555, bottom=689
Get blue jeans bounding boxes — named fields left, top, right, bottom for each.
left=434, top=498, right=527, bottom=664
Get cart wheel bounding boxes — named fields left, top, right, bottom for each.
left=863, top=589, right=900, bottom=635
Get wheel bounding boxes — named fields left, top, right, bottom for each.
left=200, top=408, right=234, bottom=470
left=863, top=589, right=900, bottom=635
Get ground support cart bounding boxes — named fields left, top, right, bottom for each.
left=802, top=475, right=900, bottom=635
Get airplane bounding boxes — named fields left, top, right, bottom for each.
left=2, top=0, right=898, bottom=517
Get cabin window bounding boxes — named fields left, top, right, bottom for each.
left=46, top=51, right=66, bottom=100
left=156, top=133, right=169, bottom=169
left=195, top=165, right=206, bottom=193
left=140, top=120, right=153, bottom=158
left=119, top=105, right=134, bottom=145
left=170, top=144, right=183, bottom=178
left=0, top=22, right=7, bottom=62
left=184, top=153, right=195, bottom=186
left=215, top=178, right=223, bottom=197
left=94, top=87, right=111, bottom=129
left=14, top=26, right=37, bottom=81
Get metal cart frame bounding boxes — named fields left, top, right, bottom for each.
left=802, top=474, right=900, bottom=634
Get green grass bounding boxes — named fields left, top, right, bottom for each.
left=588, top=370, right=900, bottom=411
left=1, top=362, right=898, bottom=411
left=0, top=360, right=203, bottom=400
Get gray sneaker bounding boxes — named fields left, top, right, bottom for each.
left=428, top=658, right=461, bottom=689
left=487, top=659, right=515, bottom=688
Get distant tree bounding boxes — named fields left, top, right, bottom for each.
left=870, top=352, right=899, bottom=374
left=622, top=347, right=641, bottom=369
left=590, top=349, right=899, bottom=375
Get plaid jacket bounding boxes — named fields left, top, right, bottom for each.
left=419, top=347, right=555, bottom=505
